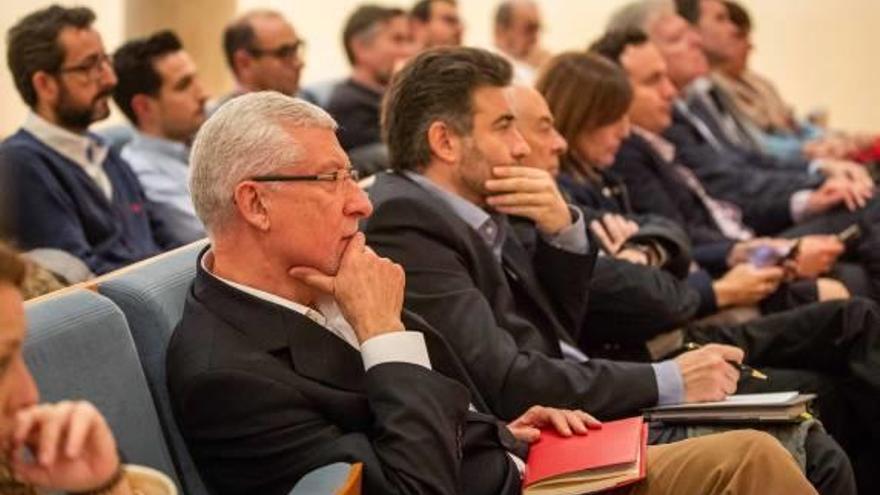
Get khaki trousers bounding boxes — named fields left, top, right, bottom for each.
left=617, top=430, right=817, bottom=495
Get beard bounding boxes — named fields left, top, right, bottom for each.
left=55, top=85, right=112, bottom=131
left=458, top=139, right=494, bottom=205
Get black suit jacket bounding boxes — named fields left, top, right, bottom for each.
left=166, top=251, right=521, bottom=495
left=363, top=172, right=659, bottom=421
left=663, top=105, right=823, bottom=235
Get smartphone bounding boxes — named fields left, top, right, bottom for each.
left=749, top=242, right=798, bottom=268
left=837, top=224, right=861, bottom=243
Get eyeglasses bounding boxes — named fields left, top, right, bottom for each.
left=249, top=168, right=360, bottom=184
left=56, top=53, right=112, bottom=81
left=248, top=40, right=307, bottom=61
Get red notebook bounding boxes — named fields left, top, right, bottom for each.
left=523, top=416, right=647, bottom=495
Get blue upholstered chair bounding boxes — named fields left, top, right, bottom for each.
left=289, top=463, right=362, bottom=495
left=24, top=289, right=180, bottom=487
left=97, top=241, right=208, bottom=495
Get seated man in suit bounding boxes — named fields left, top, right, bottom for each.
left=0, top=5, right=175, bottom=276
left=607, top=2, right=880, bottom=303
left=364, top=46, right=858, bottom=494
left=112, top=30, right=208, bottom=246
left=165, top=91, right=817, bottom=495
left=0, top=242, right=175, bottom=494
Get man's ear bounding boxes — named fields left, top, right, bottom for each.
left=233, top=182, right=271, bottom=231
left=233, top=49, right=253, bottom=77
left=31, top=71, right=59, bottom=107
left=130, top=94, right=155, bottom=126
left=426, top=121, right=461, bottom=165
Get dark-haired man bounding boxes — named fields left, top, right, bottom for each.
left=410, top=0, right=463, bottom=50
left=113, top=30, right=208, bottom=245
left=0, top=5, right=173, bottom=275
left=326, top=5, right=414, bottom=153
left=213, top=9, right=304, bottom=110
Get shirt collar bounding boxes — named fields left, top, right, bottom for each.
left=128, top=132, right=190, bottom=163
left=632, top=125, right=677, bottom=163
left=403, top=171, right=506, bottom=255
left=22, top=111, right=108, bottom=168
left=199, top=250, right=362, bottom=350
left=200, top=250, right=320, bottom=321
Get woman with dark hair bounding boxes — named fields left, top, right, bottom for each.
left=536, top=50, right=839, bottom=319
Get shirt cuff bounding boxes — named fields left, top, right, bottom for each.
left=789, top=189, right=813, bottom=223
left=361, top=331, right=433, bottom=371
left=652, top=360, right=685, bottom=406
left=541, top=206, right=589, bottom=254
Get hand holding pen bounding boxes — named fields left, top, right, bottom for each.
left=683, top=342, right=767, bottom=381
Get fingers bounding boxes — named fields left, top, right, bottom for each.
left=704, top=343, right=745, bottom=364
left=508, top=425, right=542, bottom=443
left=487, top=191, right=555, bottom=208
left=574, top=410, right=603, bottom=430
left=64, top=402, right=99, bottom=459
left=590, top=219, right=615, bottom=254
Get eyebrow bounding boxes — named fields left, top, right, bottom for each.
left=173, top=74, right=195, bottom=91
left=492, top=113, right=516, bottom=126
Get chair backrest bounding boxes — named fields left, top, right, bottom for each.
left=24, top=289, right=179, bottom=485
left=98, top=241, right=209, bottom=495
left=298, top=78, right=344, bottom=109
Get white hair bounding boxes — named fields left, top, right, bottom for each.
left=606, top=0, right=675, bottom=36
left=189, top=91, right=337, bottom=235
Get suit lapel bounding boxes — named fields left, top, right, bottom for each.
left=193, top=250, right=366, bottom=394
left=284, top=313, right=366, bottom=393
left=500, top=232, right=573, bottom=346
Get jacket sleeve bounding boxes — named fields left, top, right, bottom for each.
left=177, top=363, right=472, bottom=495
left=663, top=120, right=821, bottom=235
left=583, top=258, right=701, bottom=346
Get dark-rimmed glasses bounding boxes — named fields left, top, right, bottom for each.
left=247, top=40, right=307, bottom=61
left=249, top=168, right=360, bottom=184
left=55, top=53, right=112, bottom=81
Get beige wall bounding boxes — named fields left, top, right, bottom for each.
left=0, top=0, right=877, bottom=136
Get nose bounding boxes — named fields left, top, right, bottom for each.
left=552, top=128, right=568, bottom=155
left=101, top=61, right=118, bottom=88
left=344, top=183, right=374, bottom=219
left=510, top=128, right=532, bottom=161
left=7, top=359, right=39, bottom=413
left=194, top=80, right=208, bottom=103
left=661, top=77, right=678, bottom=100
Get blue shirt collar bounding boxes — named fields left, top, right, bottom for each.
left=403, top=171, right=507, bottom=257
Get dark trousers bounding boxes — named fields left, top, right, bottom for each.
left=687, top=298, right=880, bottom=494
